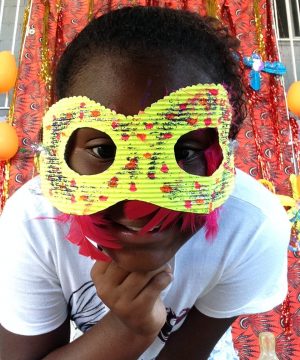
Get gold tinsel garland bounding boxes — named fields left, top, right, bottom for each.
left=41, top=0, right=52, bottom=99
left=88, top=0, right=95, bottom=21
left=205, top=0, right=219, bottom=18
left=253, top=0, right=266, bottom=60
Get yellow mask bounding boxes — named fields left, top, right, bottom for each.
left=40, top=84, right=235, bottom=215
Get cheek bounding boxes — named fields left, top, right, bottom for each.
left=67, top=148, right=112, bottom=175
left=67, top=148, right=92, bottom=175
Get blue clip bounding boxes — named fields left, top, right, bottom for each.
left=243, top=54, right=286, bottom=91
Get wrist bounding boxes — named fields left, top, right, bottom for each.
left=106, top=311, right=158, bottom=345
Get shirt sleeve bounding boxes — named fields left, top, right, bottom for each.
left=195, top=205, right=290, bottom=319
left=0, top=188, right=68, bottom=336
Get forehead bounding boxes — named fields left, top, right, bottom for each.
left=67, top=52, right=215, bottom=116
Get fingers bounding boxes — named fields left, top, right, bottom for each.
left=91, top=260, right=130, bottom=287
left=91, top=260, right=173, bottom=337
left=91, top=261, right=173, bottom=305
left=133, top=270, right=173, bottom=306
left=119, top=264, right=173, bottom=301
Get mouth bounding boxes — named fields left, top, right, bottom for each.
left=100, top=218, right=176, bottom=249
left=112, top=220, right=161, bottom=233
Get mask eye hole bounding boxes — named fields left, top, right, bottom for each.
left=65, top=127, right=116, bottom=175
left=174, top=128, right=222, bottom=176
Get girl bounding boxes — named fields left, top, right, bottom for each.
left=0, top=6, right=290, bottom=360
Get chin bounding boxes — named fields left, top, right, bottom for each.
left=103, top=246, right=176, bottom=272
left=99, top=222, right=194, bottom=272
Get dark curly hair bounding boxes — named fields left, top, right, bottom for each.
left=55, top=6, right=246, bottom=139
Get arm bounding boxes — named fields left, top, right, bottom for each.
left=157, top=307, right=237, bottom=359
left=0, top=261, right=172, bottom=360
left=0, top=313, right=155, bottom=360
left=0, top=318, right=70, bottom=360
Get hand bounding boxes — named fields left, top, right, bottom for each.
left=91, top=261, right=173, bottom=338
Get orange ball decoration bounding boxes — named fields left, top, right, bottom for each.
left=0, top=51, right=17, bottom=93
left=287, top=81, right=300, bottom=117
left=0, top=123, right=19, bottom=161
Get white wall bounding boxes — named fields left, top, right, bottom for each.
left=278, top=40, right=300, bottom=90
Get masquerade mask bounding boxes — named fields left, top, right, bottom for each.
left=40, top=84, right=235, bottom=215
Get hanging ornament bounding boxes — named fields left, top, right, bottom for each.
left=243, top=54, right=286, bottom=91
left=0, top=51, right=18, bottom=93
left=287, top=81, right=300, bottom=117
left=0, top=123, right=19, bottom=161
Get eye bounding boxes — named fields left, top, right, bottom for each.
left=174, top=128, right=219, bottom=176
left=65, top=127, right=117, bottom=175
left=91, top=144, right=116, bottom=160
left=175, top=145, right=206, bottom=176
left=175, top=148, right=200, bottom=162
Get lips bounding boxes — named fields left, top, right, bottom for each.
left=103, top=219, right=174, bottom=248
left=112, top=219, right=161, bottom=233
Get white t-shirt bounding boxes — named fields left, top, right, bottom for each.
left=0, top=169, right=290, bottom=359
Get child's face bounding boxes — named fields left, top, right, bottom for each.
left=64, top=53, right=217, bottom=271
